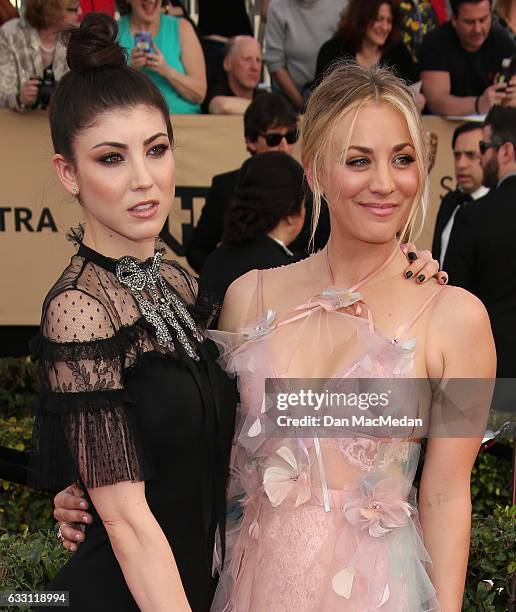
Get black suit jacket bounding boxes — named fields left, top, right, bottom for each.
left=443, top=175, right=516, bottom=377
left=186, top=169, right=240, bottom=274
left=186, top=166, right=331, bottom=274
left=199, top=234, right=294, bottom=303
left=431, top=189, right=470, bottom=262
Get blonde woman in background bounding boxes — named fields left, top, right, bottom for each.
left=210, top=63, right=495, bottom=611
left=0, top=0, right=81, bottom=110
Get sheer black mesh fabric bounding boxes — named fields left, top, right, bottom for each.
left=30, top=251, right=219, bottom=490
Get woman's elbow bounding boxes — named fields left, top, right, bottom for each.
left=192, top=81, right=207, bottom=104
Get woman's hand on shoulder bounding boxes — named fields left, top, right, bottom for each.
left=401, top=242, right=448, bottom=285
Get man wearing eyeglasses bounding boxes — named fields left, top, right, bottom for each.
left=187, top=91, right=331, bottom=273
left=444, top=106, right=516, bottom=377
left=432, top=122, right=488, bottom=265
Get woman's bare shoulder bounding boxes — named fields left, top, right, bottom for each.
left=432, top=285, right=490, bottom=329
left=219, top=259, right=313, bottom=332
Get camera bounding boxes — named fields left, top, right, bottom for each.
left=36, top=67, right=55, bottom=109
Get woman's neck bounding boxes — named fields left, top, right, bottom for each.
left=38, top=27, right=59, bottom=48
left=130, top=13, right=160, bottom=37
left=324, top=236, right=400, bottom=288
left=82, top=223, right=156, bottom=262
left=357, top=38, right=382, bottom=67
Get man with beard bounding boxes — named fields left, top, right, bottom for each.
left=445, top=106, right=516, bottom=377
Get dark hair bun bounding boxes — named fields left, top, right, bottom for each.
left=66, top=13, right=126, bottom=73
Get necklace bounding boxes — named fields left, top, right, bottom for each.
left=39, top=39, right=56, bottom=54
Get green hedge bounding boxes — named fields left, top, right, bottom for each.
left=0, top=357, right=514, bottom=609
left=464, top=505, right=516, bottom=612
left=0, top=529, right=70, bottom=609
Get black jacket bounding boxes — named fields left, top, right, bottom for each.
left=431, top=189, right=472, bottom=262
left=186, top=168, right=331, bottom=274
left=186, top=169, right=239, bottom=274
left=199, top=234, right=294, bottom=303
left=444, top=175, right=516, bottom=377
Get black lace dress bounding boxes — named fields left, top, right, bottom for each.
left=30, top=240, right=237, bottom=612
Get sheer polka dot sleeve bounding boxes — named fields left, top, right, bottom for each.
left=30, top=289, right=152, bottom=490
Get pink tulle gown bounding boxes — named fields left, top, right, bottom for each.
left=208, top=248, right=444, bottom=611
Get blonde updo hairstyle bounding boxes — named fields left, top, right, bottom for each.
left=302, top=62, right=429, bottom=246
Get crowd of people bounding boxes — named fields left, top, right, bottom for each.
left=1, top=1, right=515, bottom=611
left=0, top=0, right=514, bottom=114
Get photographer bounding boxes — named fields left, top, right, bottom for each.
left=0, top=0, right=81, bottom=111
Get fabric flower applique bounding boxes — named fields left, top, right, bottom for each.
left=307, top=287, right=362, bottom=312
left=343, top=477, right=413, bottom=537
left=263, top=445, right=311, bottom=508
left=242, top=308, right=276, bottom=341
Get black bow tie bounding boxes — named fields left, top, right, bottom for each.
left=456, top=191, right=473, bottom=205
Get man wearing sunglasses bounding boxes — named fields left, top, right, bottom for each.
left=444, top=106, right=516, bottom=377
left=432, top=121, right=488, bottom=265
left=187, top=92, right=323, bottom=273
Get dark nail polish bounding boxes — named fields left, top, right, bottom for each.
left=417, top=274, right=425, bottom=282
left=408, top=252, right=418, bottom=261
left=405, top=271, right=413, bottom=279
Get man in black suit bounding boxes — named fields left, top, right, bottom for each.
left=432, top=121, right=489, bottom=265
left=444, top=106, right=516, bottom=377
left=186, top=92, right=330, bottom=273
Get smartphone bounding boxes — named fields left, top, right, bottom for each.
left=496, top=54, right=516, bottom=90
left=134, top=31, right=154, bottom=54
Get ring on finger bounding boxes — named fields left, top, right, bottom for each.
left=57, top=525, right=65, bottom=543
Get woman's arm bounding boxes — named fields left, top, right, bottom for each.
left=263, top=1, right=303, bottom=110
left=270, top=67, right=304, bottom=110
left=420, top=287, right=496, bottom=611
left=218, top=269, right=260, bottom=333
left=89, top=480, right=191, bottom=612
left=0, top=27, right=22, bottom=109
left=148, top=19, right=206, bottom=104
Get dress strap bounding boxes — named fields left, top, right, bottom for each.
left=256, top=269, right=265, bottom=318
left=393, top=286, right=448, bottom=342
left=325, top=245, right=401, bottom=292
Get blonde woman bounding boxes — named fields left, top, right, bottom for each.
left=210, top=64, right=495, bottom=611
left=0, top=0, right=81, bottom=110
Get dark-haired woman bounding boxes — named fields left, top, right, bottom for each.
left=117, top=0, right=206, bottom=113
left=314, top=0, right=420, bottom=92
left=199, top=152, right=306, bottom=304
left=30, top=13, right=235, bottom=612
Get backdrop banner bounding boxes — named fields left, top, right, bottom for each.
left=0, top=110, right=460, bottom=325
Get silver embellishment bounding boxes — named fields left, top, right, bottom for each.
left=116, top=251, right=202, bottom=360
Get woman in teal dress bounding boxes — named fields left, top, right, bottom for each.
left=117, top=0, right=206, bottom=114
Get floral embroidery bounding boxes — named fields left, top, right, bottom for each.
left=343, top=477, right=413, bottom=537
left=263, top=445, right=311, bottom=508
left=242, top=309, right=276, bottom=341
left=308, top=288, right=362, bottom=312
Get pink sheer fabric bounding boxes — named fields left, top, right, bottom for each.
left=208, top=251, right=444, bottom=611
